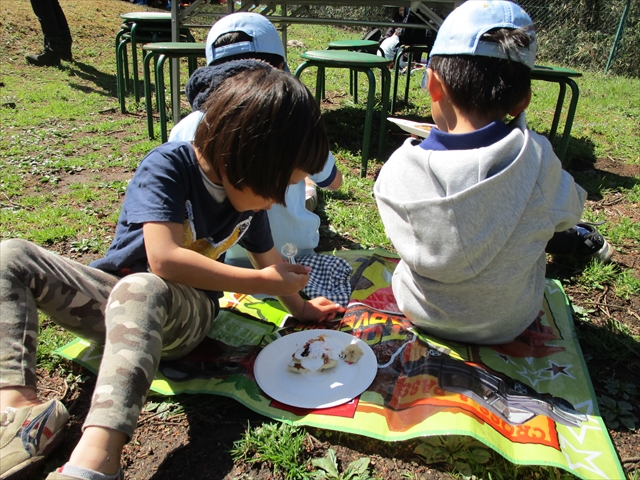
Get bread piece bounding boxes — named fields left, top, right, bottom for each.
left=340, top=343, right=364, bottom=364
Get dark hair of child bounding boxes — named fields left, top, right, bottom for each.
left=193, top=68, right=329, bottom=205
left=430, top=27, right=533, bottom=121
left=210, top=32, right=285, bottom=68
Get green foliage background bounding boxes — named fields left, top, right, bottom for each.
left=307, top=0, right=640, bottom=77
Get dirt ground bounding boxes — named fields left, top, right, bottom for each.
left=30, top=159, right=639, bottom=480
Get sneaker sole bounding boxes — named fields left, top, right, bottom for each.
left=595, top=241, right=614, bottom=263
left=0, top=429, right=66, bottom=480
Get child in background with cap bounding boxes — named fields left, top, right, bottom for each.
left=0, top=66, right=343, bottom=480
left=374, top=0, right=609, bottom=345
left=170, top=12, right=343, bottom=265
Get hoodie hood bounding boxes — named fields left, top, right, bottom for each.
left=185, top=59, right=273, bottom=111
left=375, top=115, right=541, bottom=283
left=373, top=113, right=586, bottom=344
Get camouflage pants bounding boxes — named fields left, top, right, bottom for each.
left=0, top=239, right=218, bottom=439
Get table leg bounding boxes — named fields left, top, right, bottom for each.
left=548, top=81, right=566, bottom=145
left=391, top=49, right=402, bottom=113
left=115, top=33, right=128, bottom=114
left=294, top=62, right=316, bottom=101
left=143, top=51, right=155, bottom=140
left=404, top=51, right=413, bottom=105
left=361, top=69, right=376, bottom=178
left=156, top=54, right=169, bottom=143
left=130, top=23, right=141, bottom=104
left=378, top=66, right=390, bottom=159
left=557, top=78, right=579, bottom=162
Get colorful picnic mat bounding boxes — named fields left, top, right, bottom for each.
left=56, top=249, right=624, bottom=480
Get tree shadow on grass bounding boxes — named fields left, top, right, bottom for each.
left=313, top=188, right=367, bottom=251
left=572, top=314, right=640, bottom=430
left=321, top=103, right=442, bottom=180
left=524, top=124, right=638, bottom=196
left=63, top=61, right=119, bottom=98
left=570, top=153, right=640, bottom=202
left=321, top=103, right=400, bottom=166
left=147, top=396, right=269, bottom=480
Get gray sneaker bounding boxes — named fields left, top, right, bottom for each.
left=575, top=223, right=614, bottom=263
left=0, top=399, right=70, bottom=480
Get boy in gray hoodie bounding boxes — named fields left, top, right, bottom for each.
left=374, top=0, right=609, bottom=345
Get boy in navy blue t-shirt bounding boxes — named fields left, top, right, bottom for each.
left=0, top=64, right=343, bottom=480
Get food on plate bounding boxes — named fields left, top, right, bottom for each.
left=287, top=335, right=364, bottom=373
left=415, top=123, right=433, bottom=131
left=340, top=343, right=364, bottom=364
left=287, top=335, right=341, bottom=373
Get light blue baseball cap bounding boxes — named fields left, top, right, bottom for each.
left=206, top=12, right=286, bottom=67
left=430, top=0, right=537, bottom=69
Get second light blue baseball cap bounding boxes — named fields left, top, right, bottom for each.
left=205, top=12, right=286, bottom=67
left=430, top=0, right=537, bottom=69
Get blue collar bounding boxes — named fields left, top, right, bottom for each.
left=419, top=121, right=512, bottom=151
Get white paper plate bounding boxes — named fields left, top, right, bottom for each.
left=254, top=329, right=377, bottom=409
left=387, top=117, right=436, bottom=138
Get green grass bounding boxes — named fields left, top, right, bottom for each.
left=231, top=422, right=312, bottom=480
left=37, top=317, right=75, bottom=372
left=324, top=174, right=390, bottom=249
left=231, top=423, right=376, bottom=480
left=576, top=260, right=640, bottom=301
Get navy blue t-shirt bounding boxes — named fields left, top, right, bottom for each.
left=419, top=120, right=512, bottom=151
left=90, top=142, right=273, bottom=299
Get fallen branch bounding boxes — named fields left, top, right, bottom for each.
left=583, top=301, right=625, bottom=310
left=137, top=409, right=186, bottom=426
left=1, top=193, right=28, bottom=210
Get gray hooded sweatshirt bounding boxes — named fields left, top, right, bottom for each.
left=374, top=114, right=586, bottom=344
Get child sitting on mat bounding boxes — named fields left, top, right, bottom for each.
left=0, top=65, right=344, bottom=480
left=374, top=0, right=610, bottom=345
left=170, top=12, right=353, bottom=305
left=170, top=12, right=343, bottom=265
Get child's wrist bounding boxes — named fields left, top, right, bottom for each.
left=279, top=293, right=305, bottom=318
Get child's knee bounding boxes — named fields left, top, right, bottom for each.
left=106, top=273, right=171, bottom=335
left=110, top=273, right=171, bottom=303
left=0, top=238, right=38, bottom=270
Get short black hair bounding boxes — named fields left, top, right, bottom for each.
left=193, top=68, right=328, bottom=205
left=210, top=31, right=285, bottom=69
left=430, top=28, right=533, bottom=121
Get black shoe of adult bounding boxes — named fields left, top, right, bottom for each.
left=26, top=50, right=61, bottom=67
left=59, top=43, right=73, bottom=61
left=59, top=49, right=73, bottom=61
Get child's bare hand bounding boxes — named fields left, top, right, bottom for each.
left=296, top=297, right=346, bottom=323
left=260, top=262, right=310, bottom=295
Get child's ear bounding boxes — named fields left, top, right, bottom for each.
left=509, top=88, right=532, bottom=117
left=426, top=68, right=444, bottom=102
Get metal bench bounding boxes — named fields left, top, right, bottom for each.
left=531, top=65, right=582, bottom=162
left=142, top=42, right=206, bottom=142
left=294, top=50, right=392, bottom=177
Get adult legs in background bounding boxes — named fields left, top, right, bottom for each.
left=27, top=0, right=73, bottom=67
